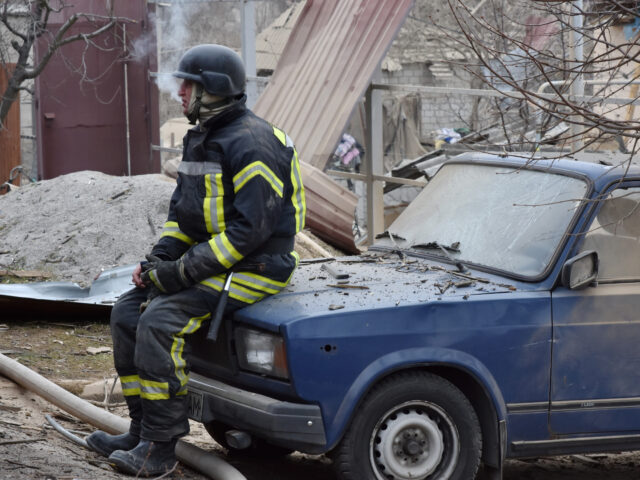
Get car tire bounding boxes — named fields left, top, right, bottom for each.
left=333, top=371, right=482, bottom=480
left=203, top=420, right=293, bottom=458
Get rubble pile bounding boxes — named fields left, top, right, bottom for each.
left=0, top=171, right=177, bottom=287
left=0, top=170, right=338, bottom=288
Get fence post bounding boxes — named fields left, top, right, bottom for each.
left=365, top=66, right=385, bottom=244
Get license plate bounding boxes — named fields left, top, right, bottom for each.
left=187, top=391, right=203, bottom=421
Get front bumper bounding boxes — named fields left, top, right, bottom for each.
left=187, top=372, right=327, bottom=452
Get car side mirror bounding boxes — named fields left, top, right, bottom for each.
left=562, top=250, right=598, bottom=290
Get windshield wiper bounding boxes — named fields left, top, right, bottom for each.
left=375, top=231, right=408, bottom=261
left=412, top=241, right=468, bottom=273
left=375, top=230, right=406, bottom=241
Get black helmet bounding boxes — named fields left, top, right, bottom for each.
left=173, top=44, right=246, bottom=97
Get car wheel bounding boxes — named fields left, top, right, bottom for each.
left=203, top=420, right=293, bottom=458
left=333, top=371, right=482, bottom=480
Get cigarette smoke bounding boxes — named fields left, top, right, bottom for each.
left=155, top=3, right=198, bottom=103
left=125, top=3, right=198, bottom=103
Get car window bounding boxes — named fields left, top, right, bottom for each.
left=383, top=163, right=588, bottom=277
left=579, top=187, right=640, bottom=282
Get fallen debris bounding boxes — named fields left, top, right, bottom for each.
left=0, top=171, right=176, bottom=287
left=86, top=347, right=112, bottom=355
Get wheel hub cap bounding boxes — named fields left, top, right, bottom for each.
left=374, top=408, right=444, bottom=479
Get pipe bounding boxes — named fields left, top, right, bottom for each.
left=123, top=24, right=132, bottom=176
left=0, top=352, right=247, bottom=480
left=45, top=413, right=88, bottom=448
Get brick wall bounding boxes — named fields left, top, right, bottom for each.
left=382, top=64, right=484, bottom=144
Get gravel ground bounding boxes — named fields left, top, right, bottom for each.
left=2, top=372, right=640, bottom=480
left=1, top=319, right=640, bottom=479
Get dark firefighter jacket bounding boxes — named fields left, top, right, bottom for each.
left=150, top=98, right=306, bottom=305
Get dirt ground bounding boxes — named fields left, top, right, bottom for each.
left=2, top=319, right=640, bottom=480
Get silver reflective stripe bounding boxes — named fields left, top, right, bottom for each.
left=229, top=283, right=264, bottom=303
left=285, top=133, right=295, bottom=148
left=210, top=234, right=241, bottom=268
left=179, top=161, right=222, bottom=176
left=141, top=384, right=167, bottom=395
left=233, top=272, right=285, bottom=294
left=120, top=377, right=141, bottom=396
left=204, top=174, right=224, bottom=234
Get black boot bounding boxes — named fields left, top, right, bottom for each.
left=108, top=439, right=178, bottom=477
left=85, top=431, right=139, bottom=457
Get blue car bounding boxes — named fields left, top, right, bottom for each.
left=186, top=152, right=640, bottom=480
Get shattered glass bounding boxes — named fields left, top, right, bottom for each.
left=384, top=163, right=588, bottom=277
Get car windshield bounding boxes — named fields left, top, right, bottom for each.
left=381, top=162, right=589, bottom=277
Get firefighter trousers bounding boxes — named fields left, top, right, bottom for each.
left=110, top=286, right=239, bottom=441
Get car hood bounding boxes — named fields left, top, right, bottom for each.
left=235, top=252, right=525, bottom=331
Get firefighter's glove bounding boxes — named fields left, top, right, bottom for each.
left=140, top=255, right=192, bottom=294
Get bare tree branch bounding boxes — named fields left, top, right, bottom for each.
left=0, top=1, right=131, bottom=128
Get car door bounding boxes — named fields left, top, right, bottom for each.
left=550, top=184, right=640, bottom=435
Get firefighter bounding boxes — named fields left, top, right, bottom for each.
left=85, top=44, right=306, bottom=477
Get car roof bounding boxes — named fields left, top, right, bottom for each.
left=450, top=152, right=640, bottom=191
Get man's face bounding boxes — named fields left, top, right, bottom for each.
left=178, top=79, right=193, bottom=116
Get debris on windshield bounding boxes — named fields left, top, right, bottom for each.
left=322, top=263, right=350, bottom=279
left=434, top=281, right=453, bottom=294
left=450, top=271, right=490, bottom=284
left=329, top=304, right=345, bottom=310
left=327, top=284, right=369, bottom=290
left=414, top=241, right=461, bottom=253
left=454, top=280, right=474, bottom=288
left=375, top=230, right=406, bottom=241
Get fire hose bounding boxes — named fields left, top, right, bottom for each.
left=0, top=352, right=247, bottom=480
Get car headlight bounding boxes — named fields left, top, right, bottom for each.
left=234, top=327, right=289, bottom=380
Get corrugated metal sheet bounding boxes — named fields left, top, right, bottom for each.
left=255, top=0, right=414, bottom=169
left=254, top=0, right=413, bottom=252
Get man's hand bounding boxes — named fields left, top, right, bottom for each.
left=139, top=255, right=192, bottom=294
left=132, top=263, right=146, bottom=288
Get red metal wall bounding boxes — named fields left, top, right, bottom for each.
left=0, top=64, right=20, bottom=191
left=34, top=2, right=159, bottom=179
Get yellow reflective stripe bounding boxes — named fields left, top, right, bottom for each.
left=139, top=379, right=170, bottom=400
left=208, top=237, right=233, bottom=269
left=220, top=232, right=242, bottom=261
left=200, top=274, right=266, bottom=304
left=203, top=174, right=225, bottom=234
left=120, top=375, right=141, bottom=397
left=160, top=221, right=196, bottom=245
left=200, top=273, right=226, bottom=291
left=233, top=272, right=288, bottom=294
left=290, top=148, right=306, bottom=232
left=140, top=392, right=170, bottom=400
left=204, top=174, right=214, bottom=234
left=272, top=125, right=287, bottom=145
left=233, top=161, right=284, bottom=197
left=229, top=281, right=266, bottom=303
left=208, top=234, right=241, bottom=268
left=208, top=232, right=243, bottom=268
left=215, top=175, right=225, bottom=231
left=149, top=270, right=167, bottom=293
left=171, top=312, right=210, bottom=389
